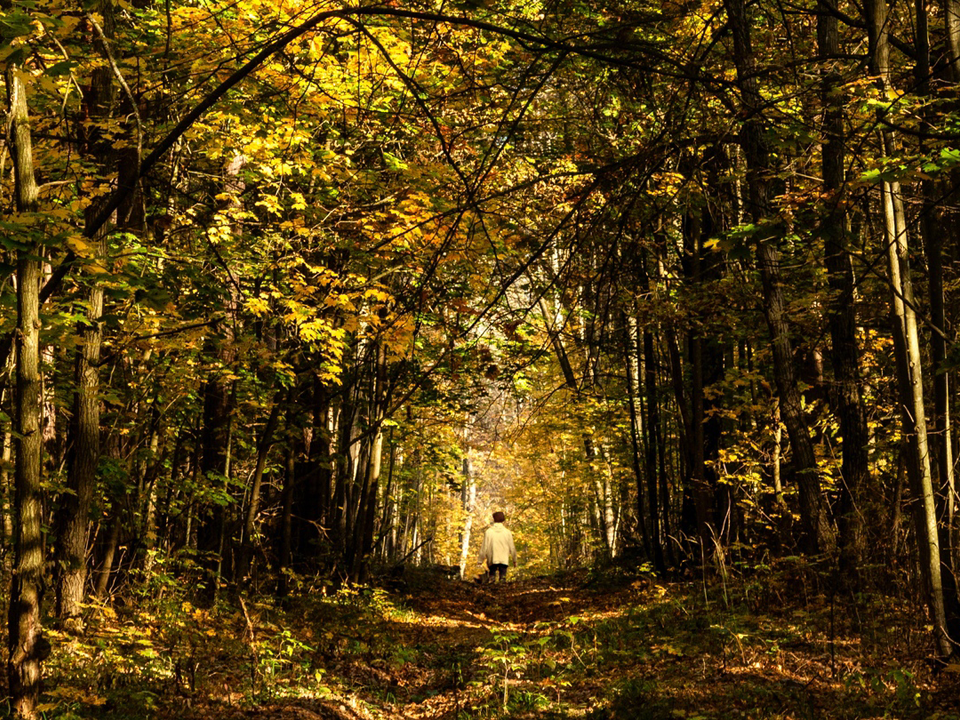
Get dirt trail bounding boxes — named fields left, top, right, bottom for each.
left=187, top=571, right=613, bottom=720
left=182, top=571, right=959, bottom=720
left=392, top=572, right=612, bottom=719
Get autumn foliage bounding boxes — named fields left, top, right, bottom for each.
left=1, top=0, right=960, bottom=716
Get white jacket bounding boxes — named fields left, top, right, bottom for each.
left=480, top=523, right=517, bottom=566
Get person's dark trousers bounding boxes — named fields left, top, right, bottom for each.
left=489, top=564, right=508, bottom=582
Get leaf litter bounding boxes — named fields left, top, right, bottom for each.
left=38, top=566, right=960, bottom=719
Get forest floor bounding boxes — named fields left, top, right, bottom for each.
left=39, top=562, right=960, bottom=719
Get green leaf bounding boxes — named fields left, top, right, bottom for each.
left=46, top=60, right=77, bottom=76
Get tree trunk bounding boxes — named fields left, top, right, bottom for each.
left=683, top=209, right=715, bottom=556
left=724, top=0, right=834, bottom=554
left=946, top=0, right=960, bottom=81
left=624, top=311, right=653, bottom=561
left=55, top=262, right=103, bottom=624
left=243, top=393, right=284, bottom=542
left=140, top=414, right=162, bottom=577
left=458, top=438, right=476, bottom=578
left=333, top=392, right=357, bottom=568
left=882, top=175, right=952, bottom=655
left=278, top=449, right=295, bottom=597
left=94, top=510, right=121, bottom=599
left=7, top=62, right=45, bottom=720
left=352, top=427, right=383, bottom=580
left=817, top=0, right=869, bottom=576
left=1, top=423, right=12, bottom=552
left=56, top=0, right=120, bottom=624
left=642, top=326, right=667, bottom=572
left=917, top=0, right=960, bottom=643
left=866, top=0, right=954, bottom=658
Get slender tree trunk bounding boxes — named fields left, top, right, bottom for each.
left=7, top=62, right=45, bottom=720
left=683, top=210, right=715, bottom=556
left=140, top=415, right=162, bottom=577
left=624, top=312, right=653, bottom=561
left=1, top=424, right=12, bottom=553
left=278, top=449, right=295, bottom=597
left=946, top=0, right=960, bottom=80
left=922, top=178, right=955, bottom=472
left=352, top=428, right=383, bottom=580
left=867, top=0, right=954, bottom=658
left=332, top=371, right=359, bottom=567
left=642, top=327, right=667, bottom=572
left=198, top=371, right=232, bottom=556
left=58, top=0, right=119, bottom=620
left=312, top=378, right=334, bottom=530
left=380, top=432, right=397, bottom=562
left=818, top=0, right=869, bottom=575
left=197, top=154, right=242, bottom=583
left=917, top=0, right=960, bottom=641
left=216, top=409, right=234, bottom=591
left=184, top=427, right=201, bottom=551
left=664, top=325, right=690, bottom=565
left=458, top=435, right=476, bottom=578
left=883, top=176, right=951, bottom=654
left=55, top=260, right=103, bottom=624
left=724, top=0, right=834, bottom=554
left=243, top=393, right=284, bottom=541
left=94, top=511, right=121, bottom=599
left=291, top=377, right=332, bottom=566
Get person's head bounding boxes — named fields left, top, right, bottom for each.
left=493, top=511, right=505, bottom=523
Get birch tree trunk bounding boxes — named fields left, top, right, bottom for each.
left=458, top=445, right=476, bottom=579
left=945, top=0, right=960, bottom=80
left=642, top=326, right=667, bottom=572
left=867, top=0, right=953, bottom=657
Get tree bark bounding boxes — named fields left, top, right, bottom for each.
left=866, top=0, right=954, bottom=658
left=946, top=0, right=960, bottom=81
left=817, top=0, right=869, bottom=576
left=55, top=252, right=104, bottom=624
left=682, top=208, right=716, bottom=556
left=642, top=326, right=667, bottom=572
left=723, top=0, right=834, bottom=554
left=94, top=510, right=121, bottom=599
left=624, top=311, right=653, bottom=561
left=458, top=434, right=476, bottom=579
left=7, top=61, right=45, bottom=720
left=278, top=449, right=295, bottom=597
left=243, top=393, right=284, bottom=542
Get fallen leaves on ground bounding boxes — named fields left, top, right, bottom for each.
left=38, top=566, right=960, bottom=719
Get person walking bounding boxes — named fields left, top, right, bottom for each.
left=480, top=511, right=517, bottom=583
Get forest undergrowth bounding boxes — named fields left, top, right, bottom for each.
left=27, top=561, right=960, bottom=720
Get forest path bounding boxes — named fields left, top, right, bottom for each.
left=391, top=570, right=622, bottom=718
left=192, top=570, right=622, bottom=720
left=179, top=569, right=958, bottom=720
